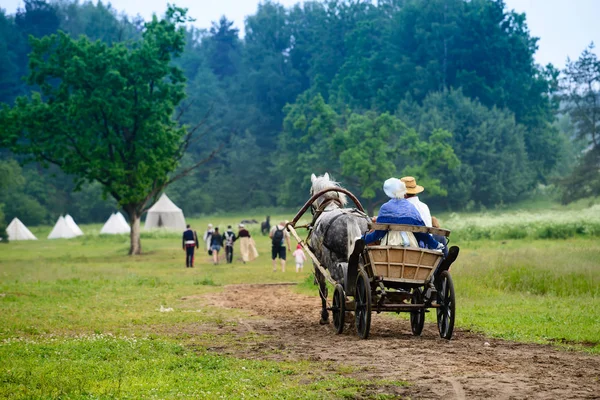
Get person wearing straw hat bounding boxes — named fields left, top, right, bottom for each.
left=363, top=178, right=442, bottom=250
left=401, top=176, right=459, bottom=265
left=400, top=176, right=432, bottom=227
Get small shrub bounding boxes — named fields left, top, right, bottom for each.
left=501, top=226, right=528, bottom=240
left=136, top=277, right=161, bottom=287
left=193, top=277, right=218, bottom=286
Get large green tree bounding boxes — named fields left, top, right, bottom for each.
left=560, top=44, right=600, bottom=201
left=562, top=43, right=600, bottom=150
left=278, top=93, right=458, bottom=213
left=398, top=90, right=533, bottom=209
left=277, top=93, right=339, bottom=206
left=0, top=6, right=214, bottom=254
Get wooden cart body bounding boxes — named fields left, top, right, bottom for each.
left=360, top=223, right=448, bottom=285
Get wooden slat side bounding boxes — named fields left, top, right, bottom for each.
left=369, top=223, right=450, bottom=237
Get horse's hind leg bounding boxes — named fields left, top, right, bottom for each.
left=314, top=267, right=329, bottom=324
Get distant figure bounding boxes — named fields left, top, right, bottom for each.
left=292, top=244, right=307, bottom=273
left=270, top=221, right=291, bottom=272
left=261, top=216, right=271, bottom=235
left=182, top=224, right=199, bottom=268
left=210, top=227, right=223, bottom=265
left=223, top=225, right=237, bottom=264
left=238, top=224, right=258, bottom=263
left=203, top=224, right=214, bottom=251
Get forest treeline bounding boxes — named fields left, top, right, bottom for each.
left=0, top=0, right=596, bottom=226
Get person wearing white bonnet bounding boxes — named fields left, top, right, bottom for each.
left=363, top=178, right=443, bottom=251
left=202, top=223, right=215, bottom=252
left=383, top=177, right=407, bottom=199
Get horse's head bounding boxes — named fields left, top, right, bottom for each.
left=310, top=172, right=348, bottom=211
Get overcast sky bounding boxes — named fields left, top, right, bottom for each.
left=2, top=0, right=598, bottom=69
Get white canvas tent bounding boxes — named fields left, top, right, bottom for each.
left=65, top=214, right=84, bottom=236
left=100, top=212, right=131, bottom=234
left=48, top=216, right=79, bottom=239
left=144, top=193, right=186, bottom=230
left=6, top=218, right=37, bottom=241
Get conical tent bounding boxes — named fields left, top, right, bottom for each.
left=6, top=218, right=37, bottom=241
left=65, top=214, right=84, bottom=236
left=100, top=214, right=116, bottom=234
left=114, top=212, right=129, bottom=228
left=100, top=212, right=130, bottom=234
left=144, top=194, right=186, bottom=230
left=48, top=216, right=79, bottom=239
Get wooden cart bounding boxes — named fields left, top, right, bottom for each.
left=347, top=223, right=455, bottom=340
left=287, top=188, right=456, bottom=340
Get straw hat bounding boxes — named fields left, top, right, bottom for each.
left=383, top=178, right=407, bottom=199
left=400, top=176, right=424, bottom=195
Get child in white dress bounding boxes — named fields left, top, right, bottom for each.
left=292, top=244, right=306, bottom=273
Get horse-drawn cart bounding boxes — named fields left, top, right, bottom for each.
left=287, top=187, right=456, bottom=340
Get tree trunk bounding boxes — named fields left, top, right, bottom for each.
left=125, top=207, right=142, bottom=255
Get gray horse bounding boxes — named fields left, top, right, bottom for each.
left=308, top=173, right=370, bottom=324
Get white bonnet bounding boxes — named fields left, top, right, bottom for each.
left=383, top=178, right=407, bottom=199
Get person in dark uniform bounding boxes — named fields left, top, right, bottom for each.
left=223, top=225, right=237, bottom=264
left=182, top=224, right=199, bottom=268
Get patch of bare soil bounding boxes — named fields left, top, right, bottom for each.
left=197, top=284, right=599, bottom=399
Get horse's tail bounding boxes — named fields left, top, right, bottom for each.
left=346, top=218, right=363, bottom=259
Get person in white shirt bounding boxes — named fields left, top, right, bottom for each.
left=400, top=176, right=432, bottom=227
left=401, top=176, right=450, bottom=257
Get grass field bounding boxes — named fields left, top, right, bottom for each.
left=1, top=205, right=599, bottom=398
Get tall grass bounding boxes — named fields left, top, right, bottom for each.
left=441, top=204, right=600, bottom=241
left=451, top=238, right=600, bottom=348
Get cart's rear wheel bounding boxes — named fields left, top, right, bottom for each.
left=436, top=270, right=455, bottom=340
left=410, top=287, right=425, bottom=336
left=355, top=269, right=372, bottom=339
left=332, top=284, right=346, bottom=334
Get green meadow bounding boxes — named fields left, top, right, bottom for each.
left=1, top=205, right=599, bottom=398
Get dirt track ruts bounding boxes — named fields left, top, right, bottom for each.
left=197, top=284, right=600, bottom=399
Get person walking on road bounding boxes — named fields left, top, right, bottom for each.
left=238, top=224, right=258, bottom=263
left=292, top=244, right=307, bottom=273
left=270, top=221, right=291, bottom=272
left=210, top=227, right=224, bottom=265
left=223, top=225, right=237, bottom=264
left=203, top=223, right=214, bottom=252
left=182, top=224, right=199, bottom=268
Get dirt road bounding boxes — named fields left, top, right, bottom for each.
left=199, top=284, right=599, bottom=399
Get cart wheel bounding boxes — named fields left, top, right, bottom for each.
left=332, top=284, right=346, bottom=334
left=410, top=287, right=425, bottom=336
left=436, top=270, right=455, bottom=340
left=355, top=269, right=372, bottom=339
